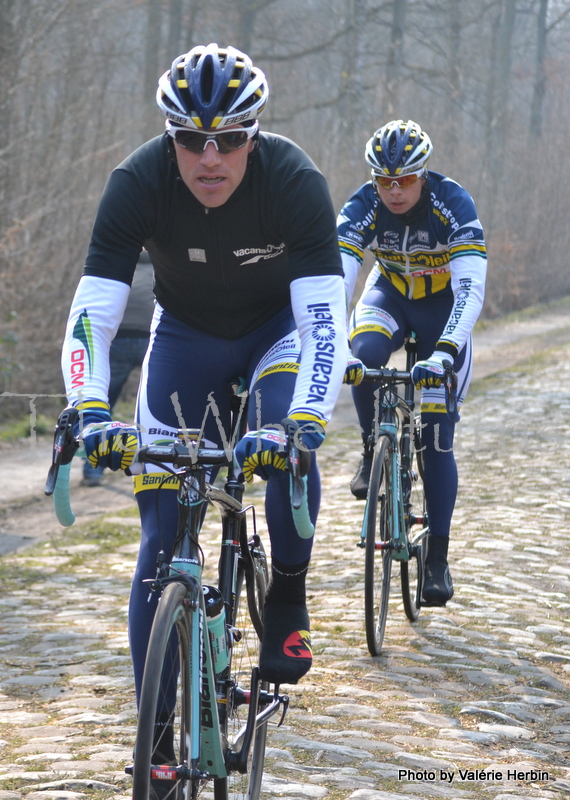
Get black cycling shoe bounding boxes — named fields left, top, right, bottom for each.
left=350, top=446, right=373, bottom=499
left=259, top=600, right=312, bottom=685
left=421, top=535, right=454, bottom=606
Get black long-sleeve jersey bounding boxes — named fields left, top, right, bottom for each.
left=84, top=132, right=343, bottom=339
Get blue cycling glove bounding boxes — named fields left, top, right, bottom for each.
left=343, top=357, right=365, bottom=386
left=76, top=401, right=139, bottom=472
left=234, top=428, right=288, bottom=482
left=411, top=351, right=452, bottom=389
left=234, top=418, right=325, bottom=483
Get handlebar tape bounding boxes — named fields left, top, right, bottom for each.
left=52, top=463, right=75, bottom=527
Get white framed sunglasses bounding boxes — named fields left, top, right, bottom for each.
left=169, top=121, right=259, bottom=154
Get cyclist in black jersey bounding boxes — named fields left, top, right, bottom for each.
left=338, top=120, right=487, bottom=607
left=61, top=44, right=347, bottom=759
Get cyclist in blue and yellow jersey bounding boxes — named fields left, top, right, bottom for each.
left=338, top=119, right=487, bottom=607
left=60, top=43, right=347, bottom=771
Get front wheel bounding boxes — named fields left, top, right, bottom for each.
left=132, top=581, right=195, bottom=800
left=364, top=436, right=394, bottom=656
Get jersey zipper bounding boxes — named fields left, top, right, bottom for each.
left=207, top=212, right=229, bottom=290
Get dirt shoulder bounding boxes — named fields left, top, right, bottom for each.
left=470, top=295, right=570, bottom=380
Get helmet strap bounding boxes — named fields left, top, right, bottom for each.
left=165, top=132, right=177, bottom=163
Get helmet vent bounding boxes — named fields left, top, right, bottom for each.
left=201, top=58, right=215, bottom=104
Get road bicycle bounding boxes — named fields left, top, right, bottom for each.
left=45, top=391, right=312, bottom=800
left=355, top=334, right=458, bottom=656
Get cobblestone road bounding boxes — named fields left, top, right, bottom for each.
left=0, top=341, right=569, bottom=800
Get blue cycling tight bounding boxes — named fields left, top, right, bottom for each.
left=128, top=304, right=320, bottom=703
left=350, top=277, right=471, bottom=541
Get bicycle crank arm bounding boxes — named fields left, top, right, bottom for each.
left=256, top=688, right=289, bottom=727
left=231, top=687, right=289, bottom=748
left=229, top=666, right=261, bottom=774
left=229, top=671, right=290, bottom=773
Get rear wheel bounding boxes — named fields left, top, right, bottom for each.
left=214, top=535, right=269, bottom=800
left=132, top=581, right=195, bottom=800
left=364, top=436, right=393, bottom=656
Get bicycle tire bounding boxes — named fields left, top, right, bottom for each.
left=401, top=423, right=427, bottom=621
left=364, top=436, right=393, bottom=656
left=214, top=536, right=269, bottom=800
left=132, top=581, right=195, bottom=800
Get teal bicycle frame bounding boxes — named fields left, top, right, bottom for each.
left=369, top=389, right=411, bottom=563
left=359, top=334, right=426, bottom=562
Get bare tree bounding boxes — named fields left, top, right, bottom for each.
left=385, top=0, right=406, bottom=114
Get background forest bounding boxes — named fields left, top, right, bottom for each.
left=1, top=0, right=569, bottom=407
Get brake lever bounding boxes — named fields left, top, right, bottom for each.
left=442, top=361, right=460, bottom=423
left=282, top=418, right=307, bottom=510
left=45, top=406, right=79, bottom=496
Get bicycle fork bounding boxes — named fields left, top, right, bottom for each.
left=381, top=430, right=410, bottom=562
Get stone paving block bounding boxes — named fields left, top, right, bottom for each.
left=25, top=794, right=87, bottom=800
left=393, top=752, right=457, bottom=771
left=261, top=773, right=328, bottom=796
left=348, top=790, right=419, bottom=800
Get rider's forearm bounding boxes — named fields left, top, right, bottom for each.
left=340, top=251, right=361, bottom=309
left=61, top=275, right=130, bottom=405
left=437, top=254, right=487, bottom=356
left=288, top=274, right=348, bottom=426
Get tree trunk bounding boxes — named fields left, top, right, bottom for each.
left=167, top=0, right=184, bottom=63
left=483, top=0, right=517, bottom=230
left=385, top=0, right=406, bottom=115
left=144, top=0, right=162, bottom=141
left=529, top=0, right=548, bottom=138
left=443, top=0, right=462, bottom=162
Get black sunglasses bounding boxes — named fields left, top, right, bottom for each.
left=173, top=127, right=256, bottom=154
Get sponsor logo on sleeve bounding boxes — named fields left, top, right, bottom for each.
left=306, top=303, right=337, bottom=404
left=441, top=278, right=472, bottom=336
left=70, top=310, right=94, bottom=388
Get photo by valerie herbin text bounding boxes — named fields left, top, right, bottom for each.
left=399, top=768, right=551, bottom=784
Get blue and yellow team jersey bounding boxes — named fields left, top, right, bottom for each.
left=337, top=171, right=486, bottom=301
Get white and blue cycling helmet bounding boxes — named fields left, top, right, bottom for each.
left=156, top=43, right=269, bottom=131
left=365, top=119, right=433, bottom=177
